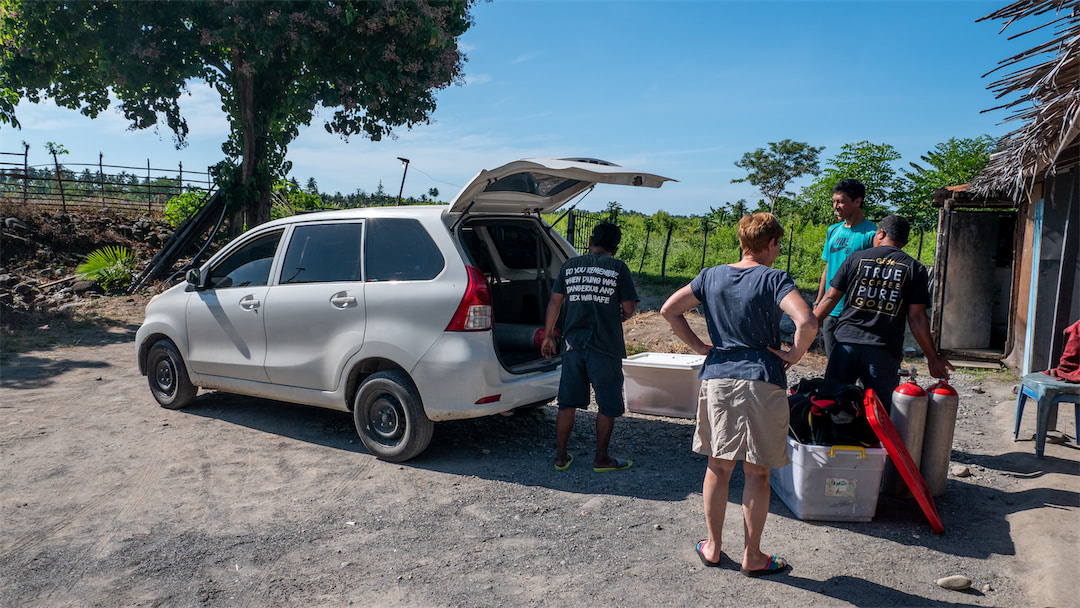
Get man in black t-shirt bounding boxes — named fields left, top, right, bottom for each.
left=813, top=215, right=953, bottom=411
left=542, top=222, right=639, bottom=472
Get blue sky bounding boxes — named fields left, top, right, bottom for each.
left=4, top=0, right=1038, bottom=216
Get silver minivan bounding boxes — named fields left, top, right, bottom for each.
left=136, top=158, right=674, bottom=461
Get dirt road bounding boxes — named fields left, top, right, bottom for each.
left=1, top=300, right=1077, bottom=607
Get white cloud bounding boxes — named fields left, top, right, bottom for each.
left=463, top=73, right=493, bottom=86
left=510, top=51, right=543, bottom=65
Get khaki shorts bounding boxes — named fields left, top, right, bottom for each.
left=692, top=378, right=791, bottom=469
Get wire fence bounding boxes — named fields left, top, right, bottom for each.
left=0, top=145, right=215, bottom=215
left=550, top=209, right=934, bottom=290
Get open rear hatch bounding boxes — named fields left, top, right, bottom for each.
left=450, top=158, right=675, bottom=373
left=449, top=157, right=674, bottom=216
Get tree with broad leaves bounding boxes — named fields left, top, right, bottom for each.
left=798, top=141, right=902, bottom=221
left=1, top=0, right=474, bottom=233
left=732, top=139, right=825, bottom=213
left=896, top=135, right=998, bottom=230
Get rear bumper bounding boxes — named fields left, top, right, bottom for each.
left=411, top=332, right=560, bottom=421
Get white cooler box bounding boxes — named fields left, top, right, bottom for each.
left=622, top=353, right=704, bottom=419
left=770, top=437, right=887, bottom=522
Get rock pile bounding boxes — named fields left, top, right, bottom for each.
left=1, top=208, right=173, bottom=323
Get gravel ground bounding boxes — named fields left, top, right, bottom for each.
left=1, top=300, right=1077, bottom=607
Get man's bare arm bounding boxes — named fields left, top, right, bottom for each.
left=540, top=293, right=565, bottom=359
left=816, top=267, right=828, bottom=306
left=813, top=287, right=843, bottom=323
left=908, top=304, right=954, bottom=379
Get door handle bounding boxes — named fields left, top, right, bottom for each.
left=239, top=295, right=261, bottom=310
left=330, top=293, right=357, bottom=308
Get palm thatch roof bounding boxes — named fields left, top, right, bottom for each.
left=971, top=0, right=1080, bottom=198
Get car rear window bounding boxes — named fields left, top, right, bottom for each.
left=280, top=223, right=363, bottom=284
left=365, top=218, right=444, bottom=281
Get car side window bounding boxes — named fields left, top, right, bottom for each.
left=365, top=218, right=444, bottom=281
left=280, top=223, right=363, bottom=284
left=207, top=230, right=283, bottom=289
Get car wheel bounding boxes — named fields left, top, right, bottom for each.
left=353, top=370, right=433, bottom=462
left=146, top=339, right=197, bottom=410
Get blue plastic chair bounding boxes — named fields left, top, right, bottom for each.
left=1013, top=372, right=1080, bottom=458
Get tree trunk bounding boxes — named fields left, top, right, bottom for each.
left=234, top=49, right=274, bottom=233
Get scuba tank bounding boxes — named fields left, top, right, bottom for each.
left=884, top=367, right=928, bottom=497
left=920, top=379, right=960, bottom=497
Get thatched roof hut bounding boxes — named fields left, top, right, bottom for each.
left=971, top=0, right=1079, bottom=198
left=931, top=1, right=1077, bottom=374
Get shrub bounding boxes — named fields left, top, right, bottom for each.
left=76, top=245, right=137, bottom=291
left=163, top=191, right=209, bottom=228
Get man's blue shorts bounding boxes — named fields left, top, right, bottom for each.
left=558, top=348, right=625, bottom=418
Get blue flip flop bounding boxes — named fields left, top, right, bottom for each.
left=696, top=540, right=723, bottom=568
left=740, top=554, right=789, bottom=578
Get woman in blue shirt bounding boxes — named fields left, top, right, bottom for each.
left=662, top=212, right=817, bottom=577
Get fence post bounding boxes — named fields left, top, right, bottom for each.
left=638, top=226, right=651, bottom=274
left=700, top=222, right=709, bottom=271
left=51, top=149, right=67, bottom=213
left=786, top=221, right=794, bottom=273
left=917, top=229, right=924, bottom=262
left=146, top=159, right=152, bottom=213
left=99, top=152, right=106, bottom=208
left=22, top=142, right=29, bottom=205
left=660, top=223, right=674, bottom=285
left=567, top=211, right=576, bottom=250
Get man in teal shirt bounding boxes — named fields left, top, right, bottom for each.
left=816, top=179, right=876, bottom=357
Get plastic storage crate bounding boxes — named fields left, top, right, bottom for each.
left=622, top=353, right=705, bottom=419
left=770, top=437, right=888, bottom=522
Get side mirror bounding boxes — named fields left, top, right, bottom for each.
left=185, top=268, right=202, bottom=289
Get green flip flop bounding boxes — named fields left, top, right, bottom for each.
left=555, top=454, right=573, bottom=471
left=593, top=457, right=632, bottom=473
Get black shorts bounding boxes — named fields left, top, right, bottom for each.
left=558, top=348, right=625, bottom=418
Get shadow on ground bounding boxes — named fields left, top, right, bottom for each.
left=175, top=390, right=1078, bottom=563
left=180, top=393, right=705, bottom=501
left=773, top=574, right=986, bottom=608
left=0, top=352, right=113, bottom=390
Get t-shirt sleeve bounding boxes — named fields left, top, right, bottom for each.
left=617, top=261, right=639, bottom=302
left=829, top=254, right=855, bottom=292
left=690, top=268, right=707, bottom=301
left=907, top=263, right=932, bottom=307
left=859, top=223, right=877, bottom=249
left=774, top=271, right=797, bottom=308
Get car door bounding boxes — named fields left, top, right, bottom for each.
left=263, top=221, right=366, bottom=391
left=185, top=229, right=283, bottom=383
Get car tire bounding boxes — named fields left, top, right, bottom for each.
left=147, top=339, right=197, bottom=410
left=353, top=370, right=433, bottom=462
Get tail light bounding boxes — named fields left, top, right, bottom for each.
left=446, top=265, right=492, bottom=331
